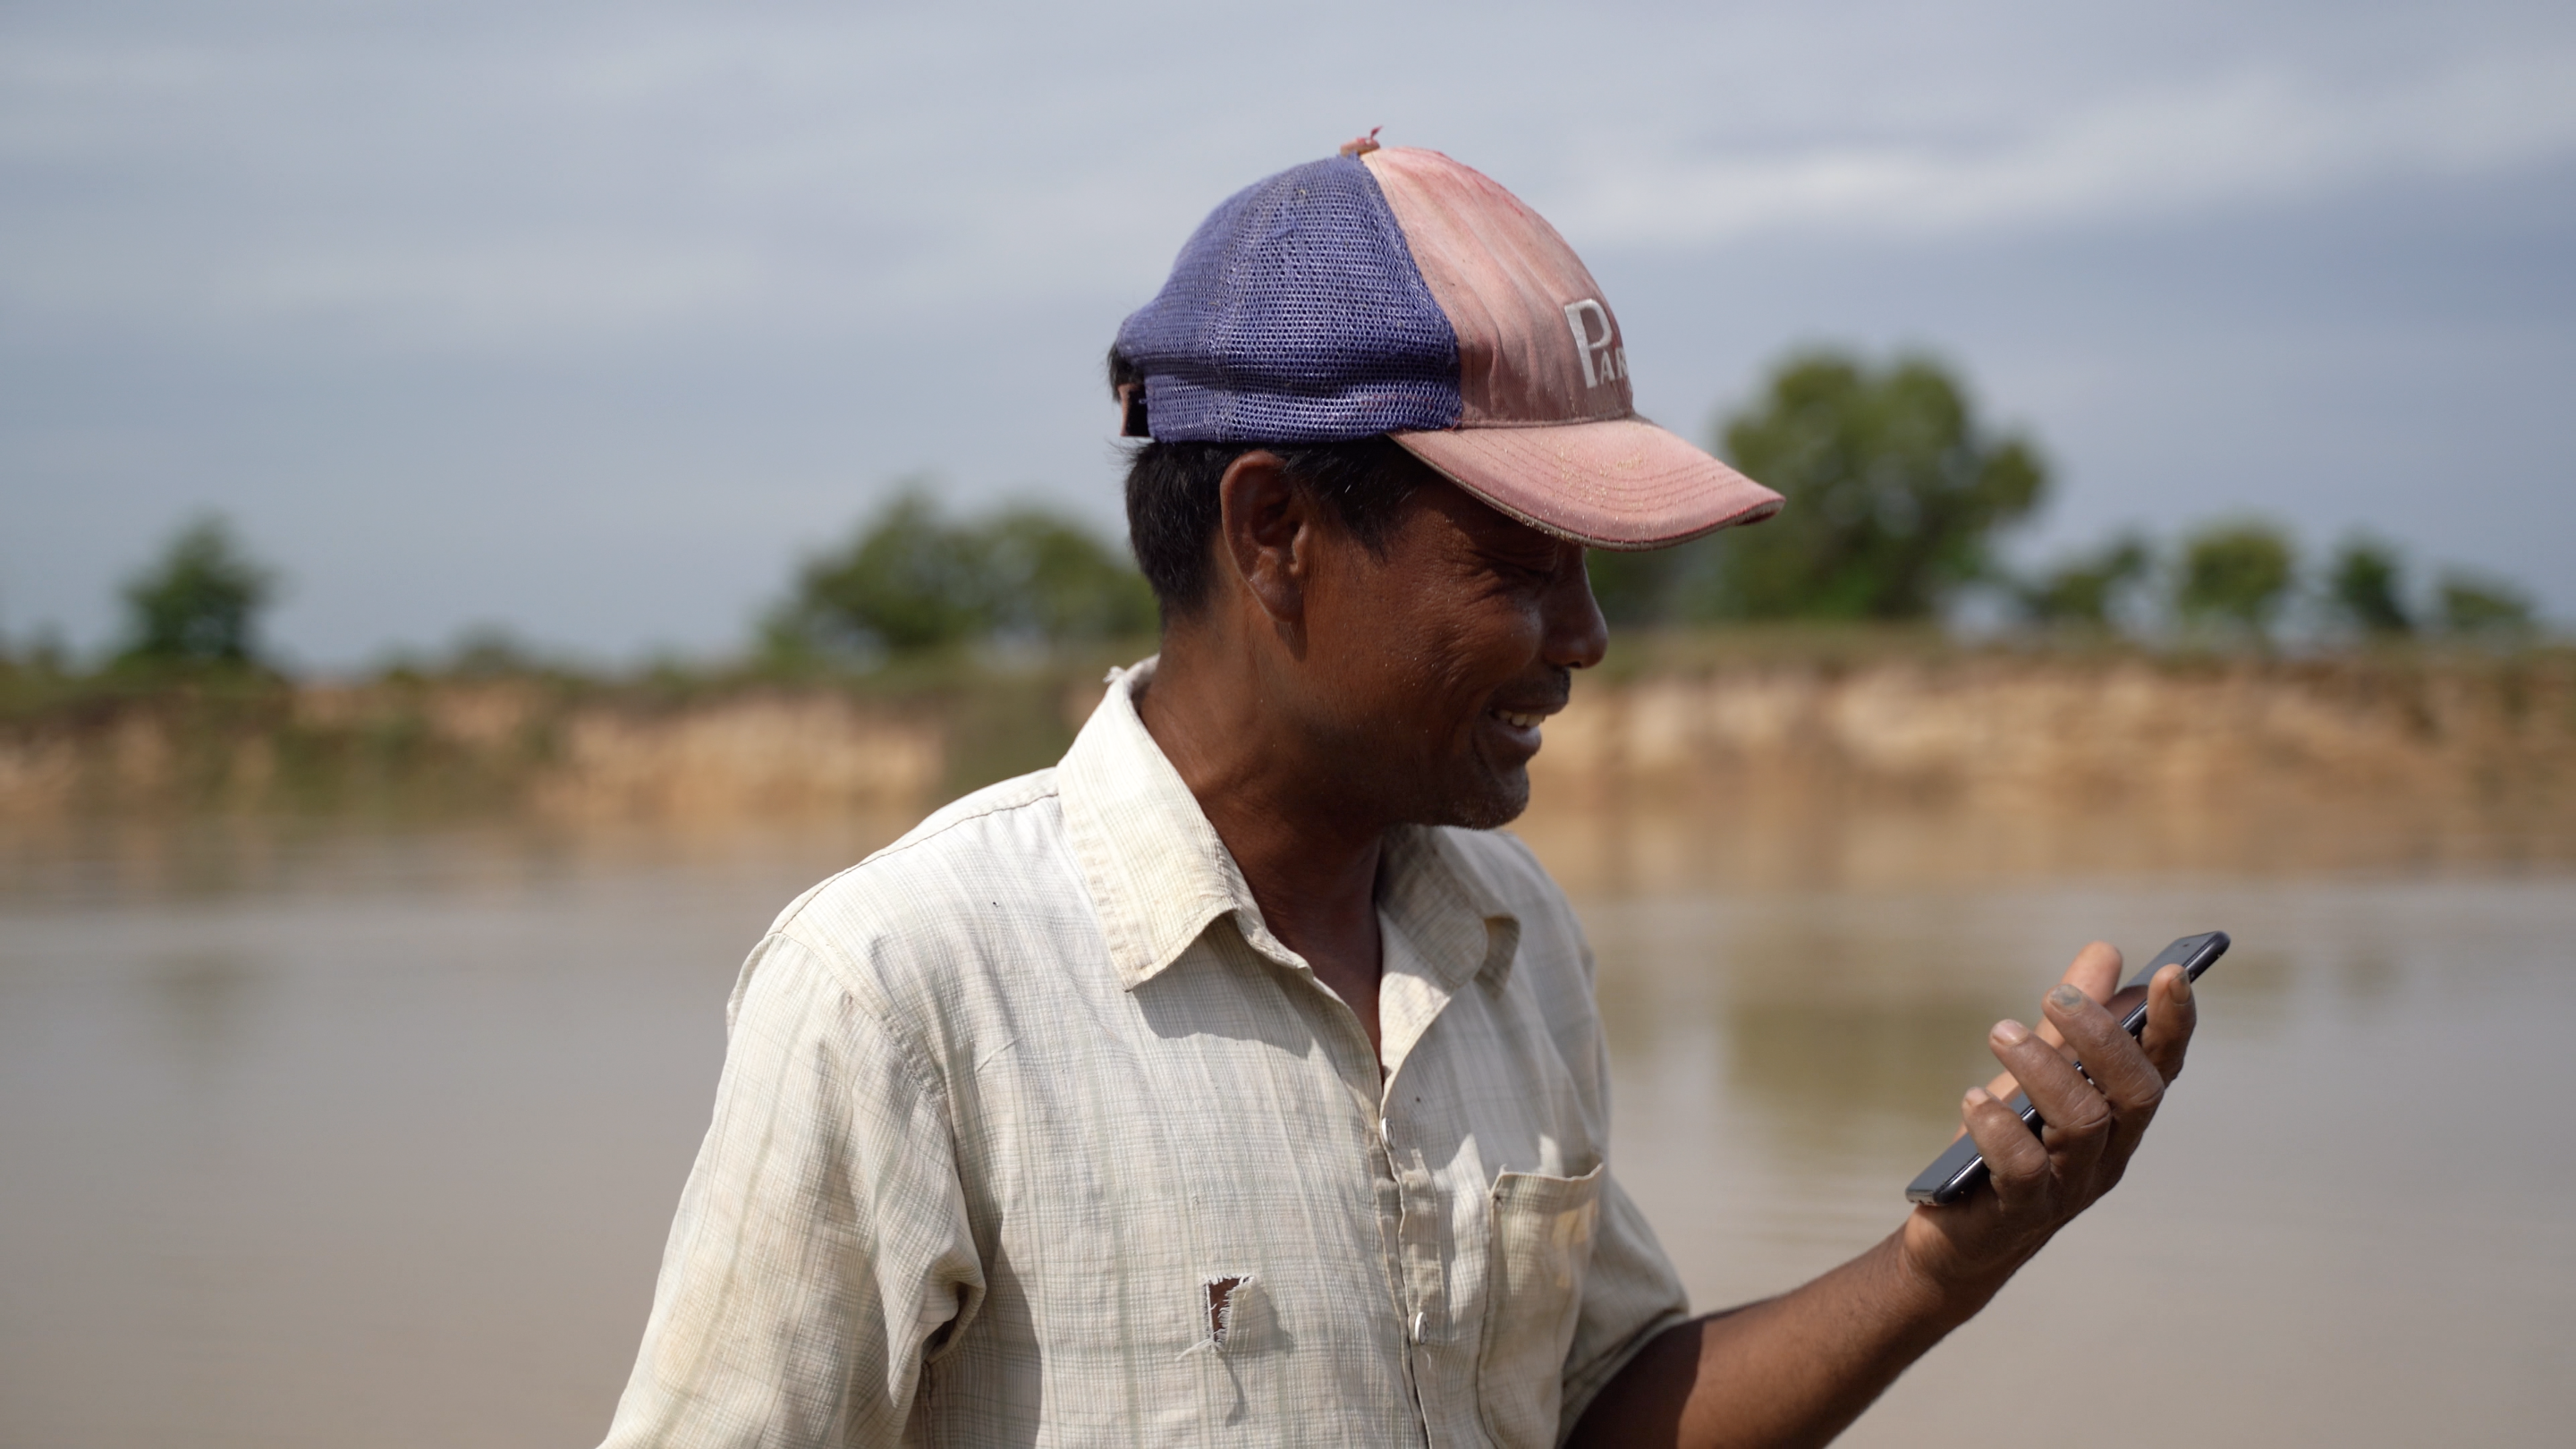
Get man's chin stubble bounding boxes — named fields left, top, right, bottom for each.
left=1416, top=764, right=1530, bottom=833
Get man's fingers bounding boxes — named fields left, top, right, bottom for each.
left=1945, top=1065, right=2024, bottom=1144
left=2031, top=941, right=2123, bottom=1051
left=1959, top=944, right=2177, bottom=1148
left=1946, top=945, right=2180, bottom=1230
left=1961, top=1087, right=2049, bottom=1202
left=1988, top=1012, right=2113, bottom=1176
left=2138, top=963, right=2198, bottom=1082
left=2061, top=941, right=2123, bottom=1004
left=2039, top=980, right=2165, bottom=1124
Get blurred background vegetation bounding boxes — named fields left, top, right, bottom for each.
left=0, top=345, right=2552, bottom=817
left=2, top=347, right=2548, bottom=717
left=759, top=487, right=1156, bottom=668
left=1589, top=352, right=2047, bottom=625
left=114, top=515, right=281, bottom=669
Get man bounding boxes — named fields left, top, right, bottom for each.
left=599, top=140, right=2198, bottom=1448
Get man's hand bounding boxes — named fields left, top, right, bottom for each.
left=1898, top=940, right=2199, bottom=1293
left=1573, top=938, right=2204, bottom=1448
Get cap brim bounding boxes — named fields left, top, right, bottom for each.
left=1392, top=418, right=1783, bottom=551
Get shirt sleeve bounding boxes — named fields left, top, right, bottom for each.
left=599, top=932, right=984, bottom=1448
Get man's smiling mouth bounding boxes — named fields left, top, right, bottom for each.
left=1491, top=708, right=1548, bottom=730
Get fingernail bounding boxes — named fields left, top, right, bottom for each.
left=1991, top=1020, right=2030, bottom=1046
left=2047, top=983, right=2087, bottom=1012
left=1965, top=1087, right=1992, bottom=1107
left=2172, top=970, right=2193, bottom=1003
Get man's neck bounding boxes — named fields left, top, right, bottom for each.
left=1135, top=637, right=1388, bottom=1061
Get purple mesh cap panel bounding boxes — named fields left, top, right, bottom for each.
left=1115, top=154, right=1462, bottom=441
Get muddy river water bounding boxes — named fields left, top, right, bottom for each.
left=3, top=800, right=2571, bottom=1446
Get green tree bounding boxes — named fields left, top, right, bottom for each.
left=2436, top=571, right=2535, bottom=639
left=1694, top=352, right=2048, bottom=621
left=784, top=490, right=989, bottom=655
left=2175, top=520, right=2296, bottom=637
left=771, top=488, right=1155, bottom=661
left=2325, top=537, right=2411, bottom=636
left=2014, top=533, right=2151, bottom=629
left=116, top=515, right=278, bottom=666
left=977, top=508, right=1157, bottom=643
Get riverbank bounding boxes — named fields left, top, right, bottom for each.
left=4, top=635, right=2571, bottom=823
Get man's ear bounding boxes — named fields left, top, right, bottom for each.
left=1216, top=451, right=1313, bottom=627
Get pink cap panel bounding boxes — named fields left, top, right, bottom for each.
left=1361, top=148, right=1634, bottom=428
left=1395, top=419, right=1784, bottom=550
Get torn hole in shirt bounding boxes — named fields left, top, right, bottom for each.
left=1184, top=1273, right=1254, bottom=1357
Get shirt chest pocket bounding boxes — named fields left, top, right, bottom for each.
left=1476, top=1161, right=1604, bottom=1449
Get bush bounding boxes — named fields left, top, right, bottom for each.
left=770, top=488, right=1156, bottom=662
left=2436, top=572, right=2536, bottom=639
left=2175, top=520, right=2296, bottom=638
left=2014, top=534, right=2152, bottom=629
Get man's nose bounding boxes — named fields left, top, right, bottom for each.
left=1546, top=547, right=1610, bottom=671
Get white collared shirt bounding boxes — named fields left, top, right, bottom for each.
left=600, top=661, right=1689, bottom=1448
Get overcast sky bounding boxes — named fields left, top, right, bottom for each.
left=5, top=0, right=2572, bottom=665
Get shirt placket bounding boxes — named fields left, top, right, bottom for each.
left=1366, top=1108, right=1432, bottom=1444
left=1374, top=911, right=1479, bottom=1446
left=1382, top=1104, right=1463, bottom=1444
left=1255, top=925, right=1437, bottom=1446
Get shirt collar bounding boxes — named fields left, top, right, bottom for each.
left=1057, top=658, right=1521, bottom=994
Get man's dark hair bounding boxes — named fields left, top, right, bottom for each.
left=1111, top=347, right=1427, bottom=621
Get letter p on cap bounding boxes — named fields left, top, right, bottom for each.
left=1562, top=300, right=1614, bottom=387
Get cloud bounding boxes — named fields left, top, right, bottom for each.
left=1563, top=50, right=2576, bottom=248
left=4, top=1, right=2575, bottom=351
left=8, top=1, right=2574, bottom=659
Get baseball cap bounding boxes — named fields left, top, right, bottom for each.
left=1113, top=138, right=1782, bottom=550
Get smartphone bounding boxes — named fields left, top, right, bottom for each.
left=1904, top=931, right=2230, bottom=1207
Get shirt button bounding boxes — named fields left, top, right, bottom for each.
left=1411, top=1311, right=1427, bottom=1343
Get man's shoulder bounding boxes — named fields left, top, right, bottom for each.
left=1425, top=824, right=1571, bottom=917
left=763, top=767, right=1078, bottom=972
